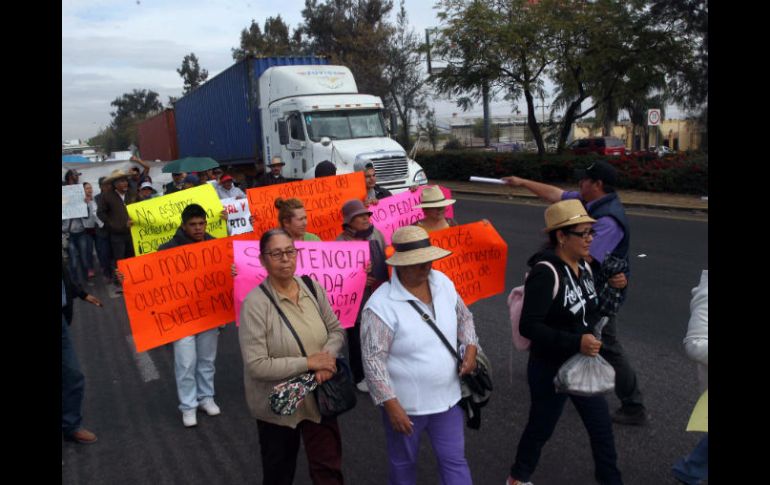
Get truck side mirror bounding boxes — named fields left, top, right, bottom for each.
left=278, top=120, right=289, bottom=145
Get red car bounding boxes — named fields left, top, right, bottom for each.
left=568, top=137, right=627, bottom=156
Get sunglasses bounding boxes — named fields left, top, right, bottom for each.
left=564, top=229, right=597, bottom=240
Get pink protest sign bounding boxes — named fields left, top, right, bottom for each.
left=369, top=186, right=455, bottom=245
left=233, top=240, right=370, bottom=329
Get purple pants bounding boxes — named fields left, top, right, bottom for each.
left=381, top=404, right=472, bottom=485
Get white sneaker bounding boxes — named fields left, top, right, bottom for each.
left=182, top=409, right=197, bottom=427
left=356, top=381, right=369, bottom=393
left=198, top=398, right=221, bottom=416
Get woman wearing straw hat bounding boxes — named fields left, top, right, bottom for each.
left=414, top=185, right=459, bottom=233
left=506, top=199, right=623, bottom=485
left=336, top=199, right=388, bottom=393
left=361, top=225, right=479, bottom=485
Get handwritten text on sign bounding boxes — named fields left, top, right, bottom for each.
left=127, top=184, right=227, bottom=256
left=118, top=237, right=235, bottom=353
left=233, top=240, right=369, bottom=329
left=429, top=221, right=508, bottom=306
left=221, top=197, right=253, bottom=235
left=246, top=172, right=365, bottom=241
left=62, top=185, right=88, bottom=220
left=369, top=186, right=455, bottom=245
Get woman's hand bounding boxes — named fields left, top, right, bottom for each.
left=459, top=345, right=478, bottom=376
left=608, top=273, right=627, bottom=289
left=314, top=369, right=334, bottom=384
left=383, top=399, right=413, bottom=435
left=231, top=263, right=238, bottom=278
left=115, top=270, right=125, bottom=284
left=365, top=262, right=376, bottom=287
left=127, top=218, right=134, bottom=228
left=307, top=351, right=337, bottom=373
left=220, top=209, right=228, bottom=221
left=580, top=334, right=602, bottom=357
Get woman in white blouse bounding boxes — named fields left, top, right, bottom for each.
left=361, top=225, right=479, bottom=485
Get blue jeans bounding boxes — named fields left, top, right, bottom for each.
left=173, top=328, right=219, bottom=411
left=94, top=232, right=113, bottom=278
left=382, top=404, right=472, bottom=485
left=62, top=314, right=85, bottom=436
left=511, top=357, right=623, bottom=485
left=67, top=231, right=93, bottom=285
left=672, top=435, right=708, bottom=484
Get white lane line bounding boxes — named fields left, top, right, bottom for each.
left=126, top=336, right=160, bottom=382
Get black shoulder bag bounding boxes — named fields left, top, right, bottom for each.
left=406, top=300, right=493, bottom=430
left=260, top=276, right=356, bottom=418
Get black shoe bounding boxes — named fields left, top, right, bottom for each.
left=612, top=407, right=649, bottom=426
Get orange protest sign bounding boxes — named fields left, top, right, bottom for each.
left=118, top=236, right=240, bottom=352
left=246, top=172, right=366, bottom=241
left=429, top=221, right=508, bottom=306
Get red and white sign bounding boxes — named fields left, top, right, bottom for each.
left=647, top=109, right=661, bottom=126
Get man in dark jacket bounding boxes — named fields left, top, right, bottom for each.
left=255, top=157, right=287, bottom=186
left=360, top=162, right=392, bottom=206
left=62, top=258, right=102, bottom=444
left=502, top=160, right=648, bottom=425
left=148, top=204, right=222, bottom=427
left=97, top=169, right=137, bottom=287
left=164, top=172, right=186, bottom=195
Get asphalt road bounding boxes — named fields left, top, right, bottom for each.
left=62, top=196, right=708, bottom=485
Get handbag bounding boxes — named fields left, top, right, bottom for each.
left=406, top=300, right=493, bottom=430
left=260, top=277, right=357, bottom=418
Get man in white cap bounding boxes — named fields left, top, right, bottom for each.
left=137, top=182, right=160, bottom=201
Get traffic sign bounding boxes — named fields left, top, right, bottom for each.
left=648, top=109, right=661, bottom=126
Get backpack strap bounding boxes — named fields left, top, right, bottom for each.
left=301, top=274, right=318, bottom=302
left=534, top=261, right=560, bottom=300
left=406, top=300, right=462, bottom=365
left=259, top=282, right=308, bottom=357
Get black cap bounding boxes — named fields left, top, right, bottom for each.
left=314, top=160, right=336, bottom=178
left=574, top=160, right=617, bottom=186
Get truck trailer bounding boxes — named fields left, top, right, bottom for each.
left=173, top=56, right=427, bottom=192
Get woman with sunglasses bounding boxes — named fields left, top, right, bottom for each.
left=506, top=199, right=624, bottom=485
left=239, top=228, right=346, bottom=485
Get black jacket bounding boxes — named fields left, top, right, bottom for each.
left=62, top=258, right=87, bottom=325
left=520, top=249, right=601, bottom=366
left=158, top=227, right=215, bottom=251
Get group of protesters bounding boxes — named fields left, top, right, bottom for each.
left=62, top=156, right=706, bottom=485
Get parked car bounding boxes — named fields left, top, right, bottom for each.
left=568, top=136, right=627, bottom=156
left=648, top=145, right=674, bottom=156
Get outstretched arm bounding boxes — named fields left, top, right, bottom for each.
left=502, top=176, right=564, bottom=203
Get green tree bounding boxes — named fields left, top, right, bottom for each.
left=383, top=0, right=427, bottom=150
left=177, top=53, right=209, bottom=94
left=108, top=89, right=163, bottom=151
left=232, top=15, right=305, bottom=60
left=300, top=0, right=394, bottom=103
left=472, top=118, right=499, bottom=139
left=433, top=0, right=553, bottom=155
left=418, top=108, right=440, bottom=151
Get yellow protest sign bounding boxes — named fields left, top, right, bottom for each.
left=686, top=389, right=708, bottom=432
left=127, top=184, right=227, bottom=256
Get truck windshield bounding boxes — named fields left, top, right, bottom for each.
left=304, top=110, right=386, bottom=141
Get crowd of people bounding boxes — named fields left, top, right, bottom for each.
left=61, top=157, right=706, bottom=485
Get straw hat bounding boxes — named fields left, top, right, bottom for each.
left=543, top=199, right=596, bottom=233
left=104, top=169, right=130, bottom=184
left=386, top=226, right=452, bottom=266
left=415, top=185, right=456, bottom=209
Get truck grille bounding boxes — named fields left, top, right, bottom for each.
left=370, top=156, right=408, bottom=182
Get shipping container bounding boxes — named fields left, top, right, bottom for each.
left=174, top=56, right=328, bottom=165
left=138, top=109, right=178, bottom=161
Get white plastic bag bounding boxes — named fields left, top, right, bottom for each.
left=553, top=317, right=615, bottom=396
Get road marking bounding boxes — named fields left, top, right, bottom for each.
left=125, top=336, right=160, bottom=382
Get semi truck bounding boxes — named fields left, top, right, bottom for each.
left=173, top=56, right=427, bottom=192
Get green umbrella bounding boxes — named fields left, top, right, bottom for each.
left=161, top=157, right=220, bottom=174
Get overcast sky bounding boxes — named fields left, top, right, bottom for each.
left=62, top=0, right=686, bottom=143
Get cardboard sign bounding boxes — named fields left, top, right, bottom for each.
left=429, top=221, right=508, bottom=306
left=370, top=186, right=455, bottom=244
left=62, top=185, right=88, bottom=219
left=118, top=237, right=236, bottom=353
left=246, top=172, right=366, bottom=241
left=233, top=240, right=370, bottom=329
left=221, top=197, right=253, bottom=235
left=127, top=184, right=227, bottom=256
left=686, top=389, right=708, bottom=432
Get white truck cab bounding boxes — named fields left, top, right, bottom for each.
left=259, top=65, right=427, bottom=192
